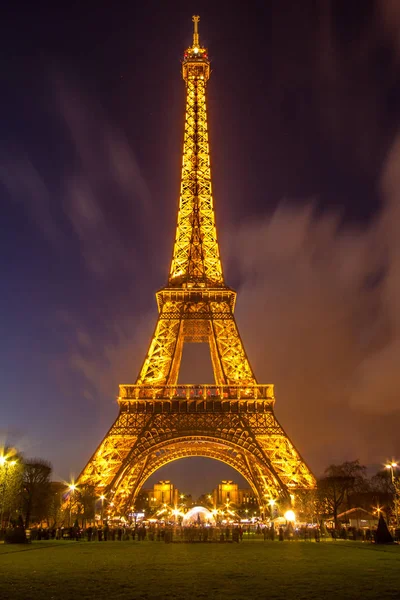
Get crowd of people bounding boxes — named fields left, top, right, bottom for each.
left=26, top=523, right=248, bottom=543
left=21, top=522, right=395, bottom=543
left=6, top=520, right=397, bottom=544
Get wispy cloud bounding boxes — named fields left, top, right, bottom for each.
left=55, top=308, right=155, bottom=404
left=55, top=74, right=153, bottom=278
left=0, top=72, right=153, bottom=279
left=0, top=155, right=65, bottom=248
left=228, top=142, right=400, bottom=471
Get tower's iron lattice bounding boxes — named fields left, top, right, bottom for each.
left=77, top=16, right=316, bottom=514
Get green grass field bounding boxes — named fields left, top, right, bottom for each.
left=0, top=540, right=399, bottom=600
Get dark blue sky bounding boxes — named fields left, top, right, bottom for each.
left=2, top=0, right=400, bottom=497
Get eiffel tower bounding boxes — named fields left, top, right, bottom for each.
left=77, top=16, right=316, bottom=515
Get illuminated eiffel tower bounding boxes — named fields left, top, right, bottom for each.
left=77, top=16, right=316, bottom=515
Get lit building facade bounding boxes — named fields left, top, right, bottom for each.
left=212, top=480, right=258, bottom=508
left=135, top=481, right=179, bottom=511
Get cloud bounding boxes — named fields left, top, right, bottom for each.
left=0, top=72, right=153, bottom=279
left=378, top=0, right=400, bottom=58
left=55, top=74, right=153, bottom=277
left=227, top=151, right=400, bottom=471
left=56, top=308, right=155, bottom=404
left=311, top=0, right=400, bottom=175
left=0, top=155, right=65, bottom=248
left=347, top=132, right=400, bottom=415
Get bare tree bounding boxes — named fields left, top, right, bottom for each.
left=45, top=481, right=66, bottom=527
left=21, top=459, right=52, bottom=528
left=318, top=460, right=368, bottom=528
left=75, top=485, right=97, bottom=527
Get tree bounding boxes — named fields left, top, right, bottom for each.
left=318, top=460, right=368, bottom=528
left=21, top=459, right=52, bottom=528
left=0, top=449, right=24, bottom=528
left=75, top=485, right=97, bottom=526
left=375, top=514, right=393, bottom=544
left=370, top=470, right=394, bottom=495
left=294, top=489, right=318, bottom=524
left=196, top=494, right=214, bottom=509
left=45, top=481, right=66, bottom=527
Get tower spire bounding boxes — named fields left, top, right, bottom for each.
left=170, top=15, right=219, bottom=287
left=192, top=15, right=200, bottom=47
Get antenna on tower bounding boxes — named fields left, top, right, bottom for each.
left=192, top=15, right=200, bottom=47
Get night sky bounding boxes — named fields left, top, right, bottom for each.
left=2, top=0, right=400, bottom=497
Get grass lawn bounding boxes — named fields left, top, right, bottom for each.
left=0, top=539, right=399, bottom=599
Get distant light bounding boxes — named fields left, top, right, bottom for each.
left=69, top=484, right=76, bottom=492
left=268, top=499, right=276, bottom=507
left=284, top=510, right=296, bottom=522
left=0, top=456, right=6, bottom=466
left=194, top=47, right=199, bottom=54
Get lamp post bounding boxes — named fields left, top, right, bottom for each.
left=100, top=495, right=105, bottom=525
left=385, top=462, right=399, bottom=527
left=0, top=456, right=17, bottom=529
left=268, top=499, right=276, bottom=520
left=68, top=484, right=76, bottom=527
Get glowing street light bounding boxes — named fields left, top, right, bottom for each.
left=284, top=510, right=296, bottom=523
left=267, top=498, right=276, bottom=519
left=385, top=462, right=399, bottom=526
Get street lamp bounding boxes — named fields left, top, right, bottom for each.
left=0, top=456, right=17, bottom=528
left=385, top=462, right=399, bottom=527
left=68, top=483, right=76, bottom=527
left=268, top=498, right=276, bottom=520
left=100, top=495, right=105, bottom=525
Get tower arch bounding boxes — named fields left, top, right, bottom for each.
left=108, top=433, right=289, bottom=511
